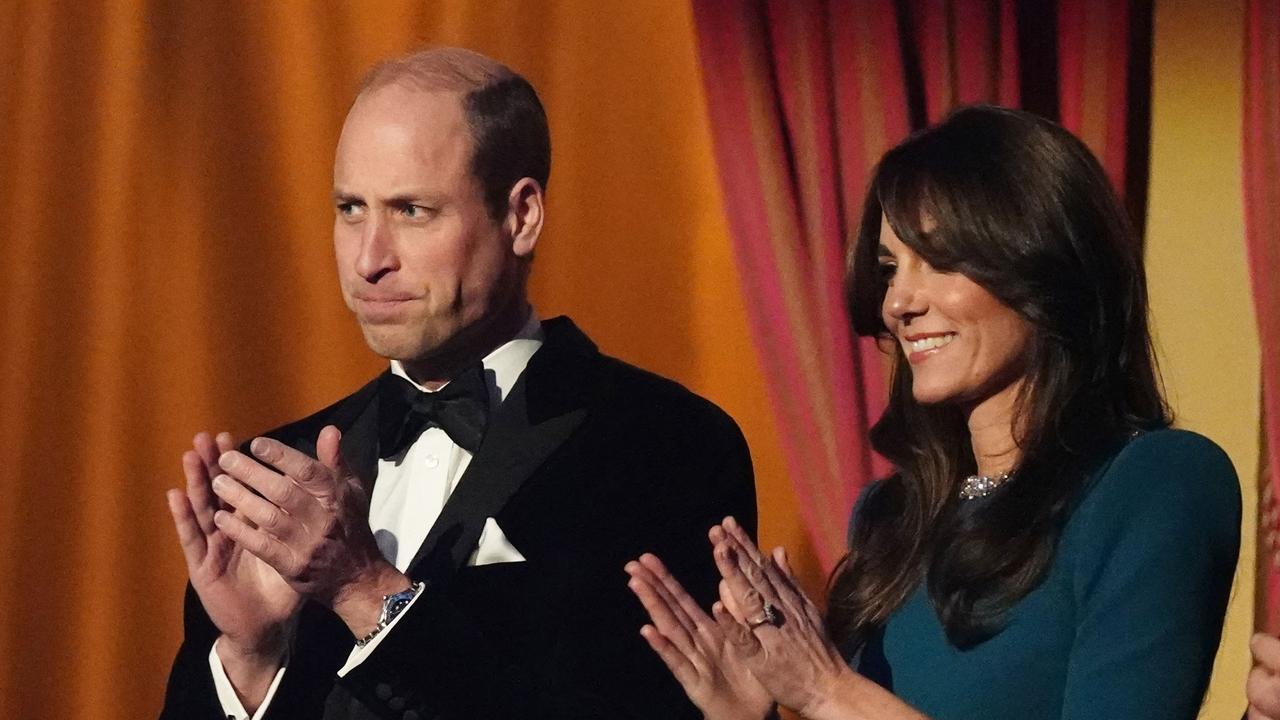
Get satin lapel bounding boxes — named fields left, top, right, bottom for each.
left=285, top=373, right=383, bottom=491
left=339, top=388, right=381, bottom=492
left=405, top=317, right=597, bottom=581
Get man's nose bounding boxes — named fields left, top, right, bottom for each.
left=355, top=215, right=398, bottom=282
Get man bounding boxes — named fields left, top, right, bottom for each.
left=161, top=47, right=756, bottom=720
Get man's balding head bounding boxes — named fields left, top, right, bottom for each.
left=356, top=48, right=550, bottom=220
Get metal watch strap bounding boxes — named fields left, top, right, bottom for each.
left=355, top=581, right=425, bottom=647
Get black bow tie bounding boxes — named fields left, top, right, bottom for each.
left=378, top=365, right=490, bottom=458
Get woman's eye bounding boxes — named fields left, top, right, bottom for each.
left=876, top=262, right=897, bottom=283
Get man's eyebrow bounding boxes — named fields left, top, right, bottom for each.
left=387, top=191, right=446, bottom=206
left=330, top=190, right=448, bottom=206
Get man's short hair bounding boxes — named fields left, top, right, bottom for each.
left=358, top=47, right=551, bottom=220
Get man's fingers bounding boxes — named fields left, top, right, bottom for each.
left=193, top=432, right=221, bottom=473
left=211, top=474, right=295, bottom=539
left=219, top=450, right=311, bottom=514
left=215, top=431, right=236, bottom=455
left=166, top=489, right=207, bottom=570
left=182, top=450, right=219, bottom=535
left=214, top=509, right=294, bottom=575
left=249, top=436, right=337, bottom=498
left=315, top=426, right=351, bottom=474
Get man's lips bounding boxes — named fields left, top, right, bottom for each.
left=352, top=295, right=418, bottom=321
left=353, top=293, right=418, bottom=303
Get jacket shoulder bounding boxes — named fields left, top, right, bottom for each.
left=594, top=353, right=743, bottom=437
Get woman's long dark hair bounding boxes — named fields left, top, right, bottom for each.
left=827, top=105, right=1170, bottom=650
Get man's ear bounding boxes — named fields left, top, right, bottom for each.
left=504, top=177, right=544, bottom=258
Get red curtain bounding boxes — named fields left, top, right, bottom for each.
left=1244, top=0, right=1280, bottom=633
left=692, top=0, right=1150, bottom=569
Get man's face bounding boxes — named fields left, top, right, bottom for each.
left=332, top=85, right=523, bottom=364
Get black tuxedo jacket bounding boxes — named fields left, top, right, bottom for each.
left=161, top=317, right=757, bottom=720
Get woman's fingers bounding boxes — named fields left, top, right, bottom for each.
left=755, top=552, right=811, bottom=623
left=717, top=516, right=765, bottom=564
left=639, top=624, right=701, bottom=687
left=773, top=547, right=826, bottom=629
left=719, top=579, right=747, bottom=623
left=1255, top=633, right=1280, bottom=673
left=772, top=546, right=795, bottom=581
left=638, top=553, right=718, bottom=634
left=627, top=562, right=697, bottom=651
left=713, top=541, right=776, bottom=628
left=713, top=521, right=787, bottom=613
left=712, top=599, right=762, bottom=658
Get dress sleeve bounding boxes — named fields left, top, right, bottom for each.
left=1060, top=430, right=1241, bottom=720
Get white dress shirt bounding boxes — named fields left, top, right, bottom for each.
left=211, top=313, right=544, bottom=719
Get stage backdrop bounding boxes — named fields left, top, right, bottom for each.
left=0, top=2, right=1260, bottom=719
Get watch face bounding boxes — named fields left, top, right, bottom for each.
left=382, top=586, right=419, bottom=623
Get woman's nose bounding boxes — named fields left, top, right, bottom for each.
left=883, top=272, right=926, bottom=324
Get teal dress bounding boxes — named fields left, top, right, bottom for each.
left=852, top=429, right=1241, bottom=719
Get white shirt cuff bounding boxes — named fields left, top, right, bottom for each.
left=208, top=639, right=288, bottom=720
left=336, top=587, right=425, bottom=677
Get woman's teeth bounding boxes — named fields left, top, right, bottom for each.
left=908, top=333, right=955, bottom=352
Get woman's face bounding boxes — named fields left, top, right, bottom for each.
left=877, top=215, right=1035, bottom=408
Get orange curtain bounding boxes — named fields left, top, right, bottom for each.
left=691, top=0, right=1151, bottom=569
left=1245, top=0, right=1280, bottom=634
left=0, top=3, right=811, bottom=718
left=692, top=0, right=901, bottom=571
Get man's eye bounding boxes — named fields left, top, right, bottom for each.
left=402, top=205, right=433, bottom=219
left=336, top=202, right=363, bottom=217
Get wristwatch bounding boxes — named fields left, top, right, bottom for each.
left=356, top=581, right=425, bottom=647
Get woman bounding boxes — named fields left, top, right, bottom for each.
left=1249, top=633, right=1280, bottom=718
left=626, top=105, right=1240, bottom=719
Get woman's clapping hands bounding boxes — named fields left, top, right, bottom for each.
left=625, top=551, right=775, bottom=720
left=625, top=516, right=856, bottom=720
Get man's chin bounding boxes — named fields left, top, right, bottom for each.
left=358, top=326, right=443, bottom=363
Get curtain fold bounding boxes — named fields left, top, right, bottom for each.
left=692, top=0, right=1149, bottom=569
left=0, top=4, right=802, bottom=717
left=1244, top=0, right=1280, bottom=633
left=693, top=0, right=898, bottom=570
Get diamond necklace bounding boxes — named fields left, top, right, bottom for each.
left=959, top=471, right=1013, bottom=501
